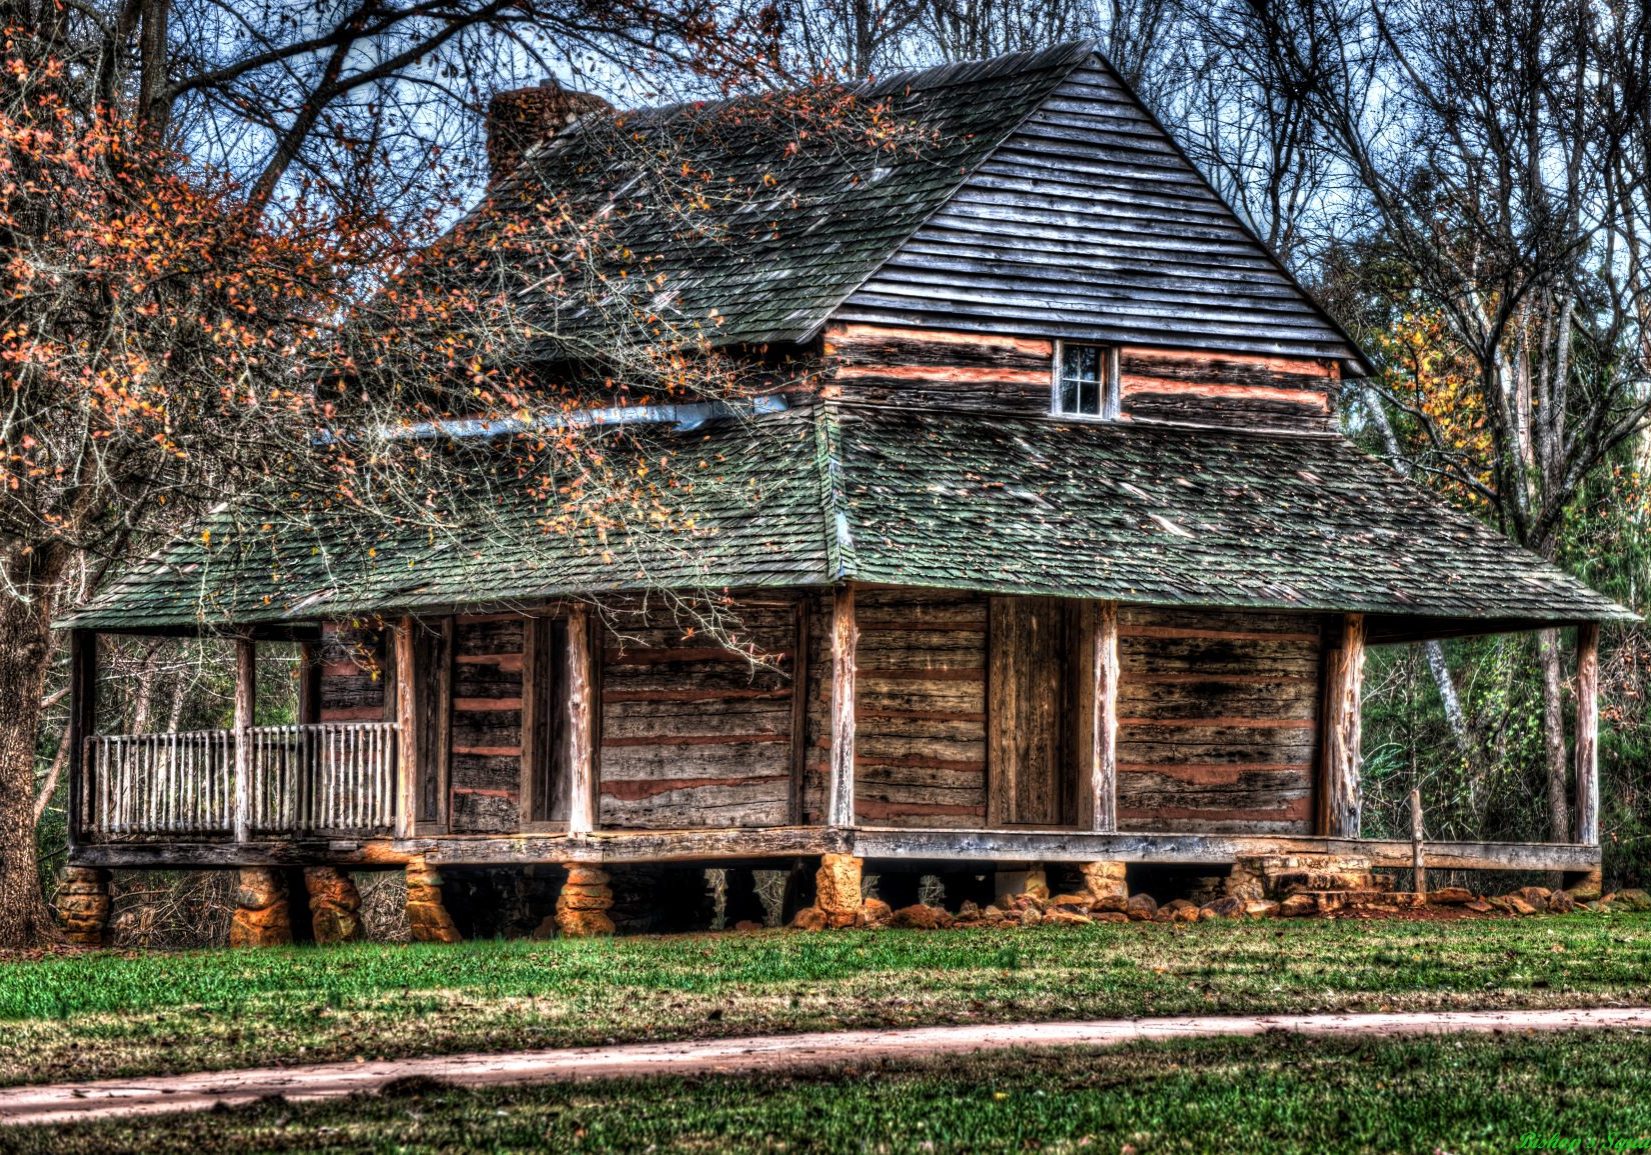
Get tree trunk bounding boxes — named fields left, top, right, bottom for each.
left=1423, top=640, right=1474, bottom=764
left=1537, top=628, right=1570, bottom=845
left=1362, top=389, right=1478, bottom=761
left=0, top=550, right=68, bottom=947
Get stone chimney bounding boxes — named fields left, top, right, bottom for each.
left=485, top=80, right=612, bottom=186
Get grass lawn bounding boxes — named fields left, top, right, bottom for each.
left=2, top=912, right=1650, bottom=1090
left=14, top=1031, right=1651, bottom=1153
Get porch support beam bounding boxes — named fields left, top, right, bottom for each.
left=1575, top=622, right=1600, bottom=846
left=392, top=617, right=419, bottom=840
left=1319, top=612, right=1366, bottom=839
left=565, top=605, right=596, bottom=834
left=827, top=584, right=857, bottom=828
left=233, top=636, right=255, bottom=844
left=66, top=629, right=98, bottom=848
left=1081, top=600, right=1119, bottom=832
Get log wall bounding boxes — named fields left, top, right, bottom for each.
left=852, top=589, right=989, bottom=827
left=824, top=324, right=1054, bottom=414
left=318, top=623, right=389, bottom=723
left=305, top=595, right=1326, bottom=840
left=822, top=322, right=1340, bottom=433
left=449, top=615, right=526, bottom=833
left=596, top=600, right=798, bottom=828
left=1115, top=606, right=1321, bottom=834
left=1118, top=348, right=1338, bottom=433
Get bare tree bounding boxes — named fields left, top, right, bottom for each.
left=0, top=0, right=787, bottom=947
left=1250, top=0, right=1651, bottom=841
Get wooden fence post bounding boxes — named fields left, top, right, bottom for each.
left=827, top=584, right=858, bottom=829
left=1319, top=613, right=1366, bottom=839
left=233, top=636, right=256, bottom=844
left=1575, top=622, right=1600, bottom=846
left=565, top=605, right=596, bottom=834
left=1410, top=786, right=1425, bottom=897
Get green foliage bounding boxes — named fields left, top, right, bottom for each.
left=1363, top=635, right=1554, bottom=845
left=3, top=916, right=1651, bottom=1089
left=17, top=1032, right=1651, bottom=1153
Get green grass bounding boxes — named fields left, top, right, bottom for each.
left=3, top=913, right=1650, bottom=1089
left=16, top=1031, right=1651, bottom=1153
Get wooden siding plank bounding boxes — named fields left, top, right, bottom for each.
left=595, top=603, right=796, bottom=830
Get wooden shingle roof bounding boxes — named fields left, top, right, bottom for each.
left=437, top=42, right=1366, bottom=369
left=447, top=44, right=1090, bottom=351
left=62, top=402, right=1628, bottom=631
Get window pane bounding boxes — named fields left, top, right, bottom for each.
left=1079, top=345, right=1100, bottom=382
left=1058, top=345, right=1105, bottom=415
left=1059, top=374, right=1079, bottom=414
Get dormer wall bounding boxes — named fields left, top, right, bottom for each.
left=821, top=322, right=1341, bottom=433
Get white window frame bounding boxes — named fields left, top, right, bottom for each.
left=1051, top=340, right=1121, bottom=421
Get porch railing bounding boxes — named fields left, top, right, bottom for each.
left=87, top=722, right=398, bottom=841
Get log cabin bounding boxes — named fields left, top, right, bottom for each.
left=54, top=42, right=1630, bottom=942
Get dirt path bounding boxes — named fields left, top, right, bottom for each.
left=5, top=1006, right=1650, bottom=1128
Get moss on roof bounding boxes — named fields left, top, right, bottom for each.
left=62, top=403, right=1629, bottom=630
left=433, top=43, right=1092, bottom=348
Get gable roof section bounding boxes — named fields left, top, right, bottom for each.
left=62, top=404, right=1628, bottom=631
left=835, top=57, right=1366, bottom=368
left=440, top=43, right=1365, bottom=371
left=451, top=44, right=1091, bottom=351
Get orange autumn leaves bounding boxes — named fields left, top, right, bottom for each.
left=1371, top=308, right=1494, bottom=507
left=1, top=58, right=346, bottom=501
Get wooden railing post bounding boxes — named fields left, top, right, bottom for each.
left=393, top=617, right=419, bottom=840
left=233, top=636, right=256, bottom=843
left=565, top=605, right=596, bottom=834
left=1319, top=613, right=1366, bottom=839
left=827, top=584, right=858, bottom=828
left=66, top=630, right=98, bottom=847
left=1575, top=622, right=1600, bottom=846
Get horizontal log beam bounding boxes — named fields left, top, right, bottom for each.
left=850, top=829, right=1602, bottom=872
left=70, top=828, right=1599, bottom=873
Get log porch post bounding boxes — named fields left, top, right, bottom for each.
left=565, top=605, right=597, bottom=834
left=1087, top=601, right=1118, bottom=832
left=66, top=629, right=98, bottom=848
left=827, top=584, right=857, bottom=828
left=1319, top=612, right=1365, bottom=839
left=1575, top=622, right=1600, bottom=847
left=392, top=616, right=419, bottom=840
left=233, top=636, right=256, bottom=844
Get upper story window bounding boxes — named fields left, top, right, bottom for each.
left=1053, top=342, right=1119, bottom=420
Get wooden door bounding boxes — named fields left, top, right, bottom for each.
left=988, top=597, right=1071, bottom=826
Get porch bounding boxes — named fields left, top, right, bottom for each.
left=61, top=588, right=1605, bottom=880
